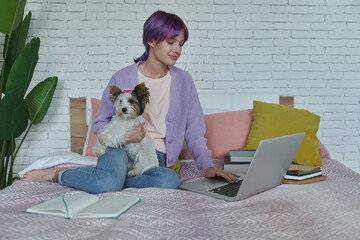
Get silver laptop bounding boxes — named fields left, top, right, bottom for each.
left=179, top=133, right=305, bottom=201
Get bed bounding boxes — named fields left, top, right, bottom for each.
left=1, top=92, right=359, bottom=240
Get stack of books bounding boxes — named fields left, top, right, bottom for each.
left=228, top=150, right=255, bottom=163
left=283, top=164, right=326, bottom=184
left=224, top=151, right=326, bottom=184
left=223, top=150, right=255, bottom=174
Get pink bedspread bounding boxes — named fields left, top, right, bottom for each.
left=1, top=158, right=360, bottom=240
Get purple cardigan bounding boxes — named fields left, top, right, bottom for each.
left=93, top=63, right=215, bottom=170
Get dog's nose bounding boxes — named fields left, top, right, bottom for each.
left=122, top=108, right=127, bottom=113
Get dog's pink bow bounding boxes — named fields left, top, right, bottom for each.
left=122, top=90, right=133, bottom=94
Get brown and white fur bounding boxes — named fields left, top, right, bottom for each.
left=92, top=83, right=159, bottom=176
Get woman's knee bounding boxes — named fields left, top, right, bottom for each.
left=97, top=148, right=128, bottom=173
left=88, top=148, right=128, bottom=194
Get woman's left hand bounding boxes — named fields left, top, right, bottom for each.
left=204, top=167, right=240, bottom=183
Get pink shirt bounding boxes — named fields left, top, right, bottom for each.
left=138, top=69, right=171, bottom=153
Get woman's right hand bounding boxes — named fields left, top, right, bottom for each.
left=124, top=123, right=146, bottom=144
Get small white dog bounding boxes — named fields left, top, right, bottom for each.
left=92, top=83, right=159, bottom=176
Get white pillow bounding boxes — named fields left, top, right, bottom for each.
left=18, top=151, right=97, bottom=178
left=82, top=120, right=92, bottom=156
left=82, top=94, right=102, bottom=156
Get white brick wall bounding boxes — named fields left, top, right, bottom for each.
left=0, top=0, right=359, bottom=175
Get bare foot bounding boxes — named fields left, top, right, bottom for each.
left=22, top=168, right=67, bottom=183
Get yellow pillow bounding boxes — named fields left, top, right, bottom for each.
left=243, top=101, right=323, bottom=167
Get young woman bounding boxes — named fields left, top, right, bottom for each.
left=23, top=10, right=239, bottom=193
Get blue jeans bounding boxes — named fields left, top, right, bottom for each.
left=59, top=148, right=180, bottom=194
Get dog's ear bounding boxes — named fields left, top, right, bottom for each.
left=133, top=82, right=150, bottom=107
left=109, top=85, right=122, bottom=103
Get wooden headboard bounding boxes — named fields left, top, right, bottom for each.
left=69, top=96, right=294, bottom=154
left=70, top=98, right=87, bottom=154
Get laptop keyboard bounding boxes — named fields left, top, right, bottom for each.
left=209, top=180, right=243, bottom=198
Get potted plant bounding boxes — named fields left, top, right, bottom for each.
left=0, top=0, right=58, bottom=189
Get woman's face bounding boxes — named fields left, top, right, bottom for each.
left=148, top=30, right=185, bottom=66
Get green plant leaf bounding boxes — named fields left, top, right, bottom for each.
left=3, top=15, right=22, bottom=60
left=0, top=140, right=16, bottom=158
left=1, top=12, right=31, bottom=95
left=2, top=20, right=23, bottom=94
left=6, top=37, right=40, bottom=98
left=0, top=0, right=27, bottom=35
left=0, top=91, right=29, bottom=141
left=26, top=77, right=58, bottom=124
left=17, top=11, right=32, bottom=58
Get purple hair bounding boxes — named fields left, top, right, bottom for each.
left=134, top=10, right=189, bottom=63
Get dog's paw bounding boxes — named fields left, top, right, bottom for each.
left=93, top=144, right=107, bottom=157
left=140, top=165, right=157, bottom=175
left=98, top=134, right=109, bottom=144
left=127, top=169, right=142, bottom=177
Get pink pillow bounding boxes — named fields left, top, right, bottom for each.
left=84, top=98, right=101, bottom=157
left=319, top=140, right=331, bottom=159
left=179, top=109, right=253, bottom=160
